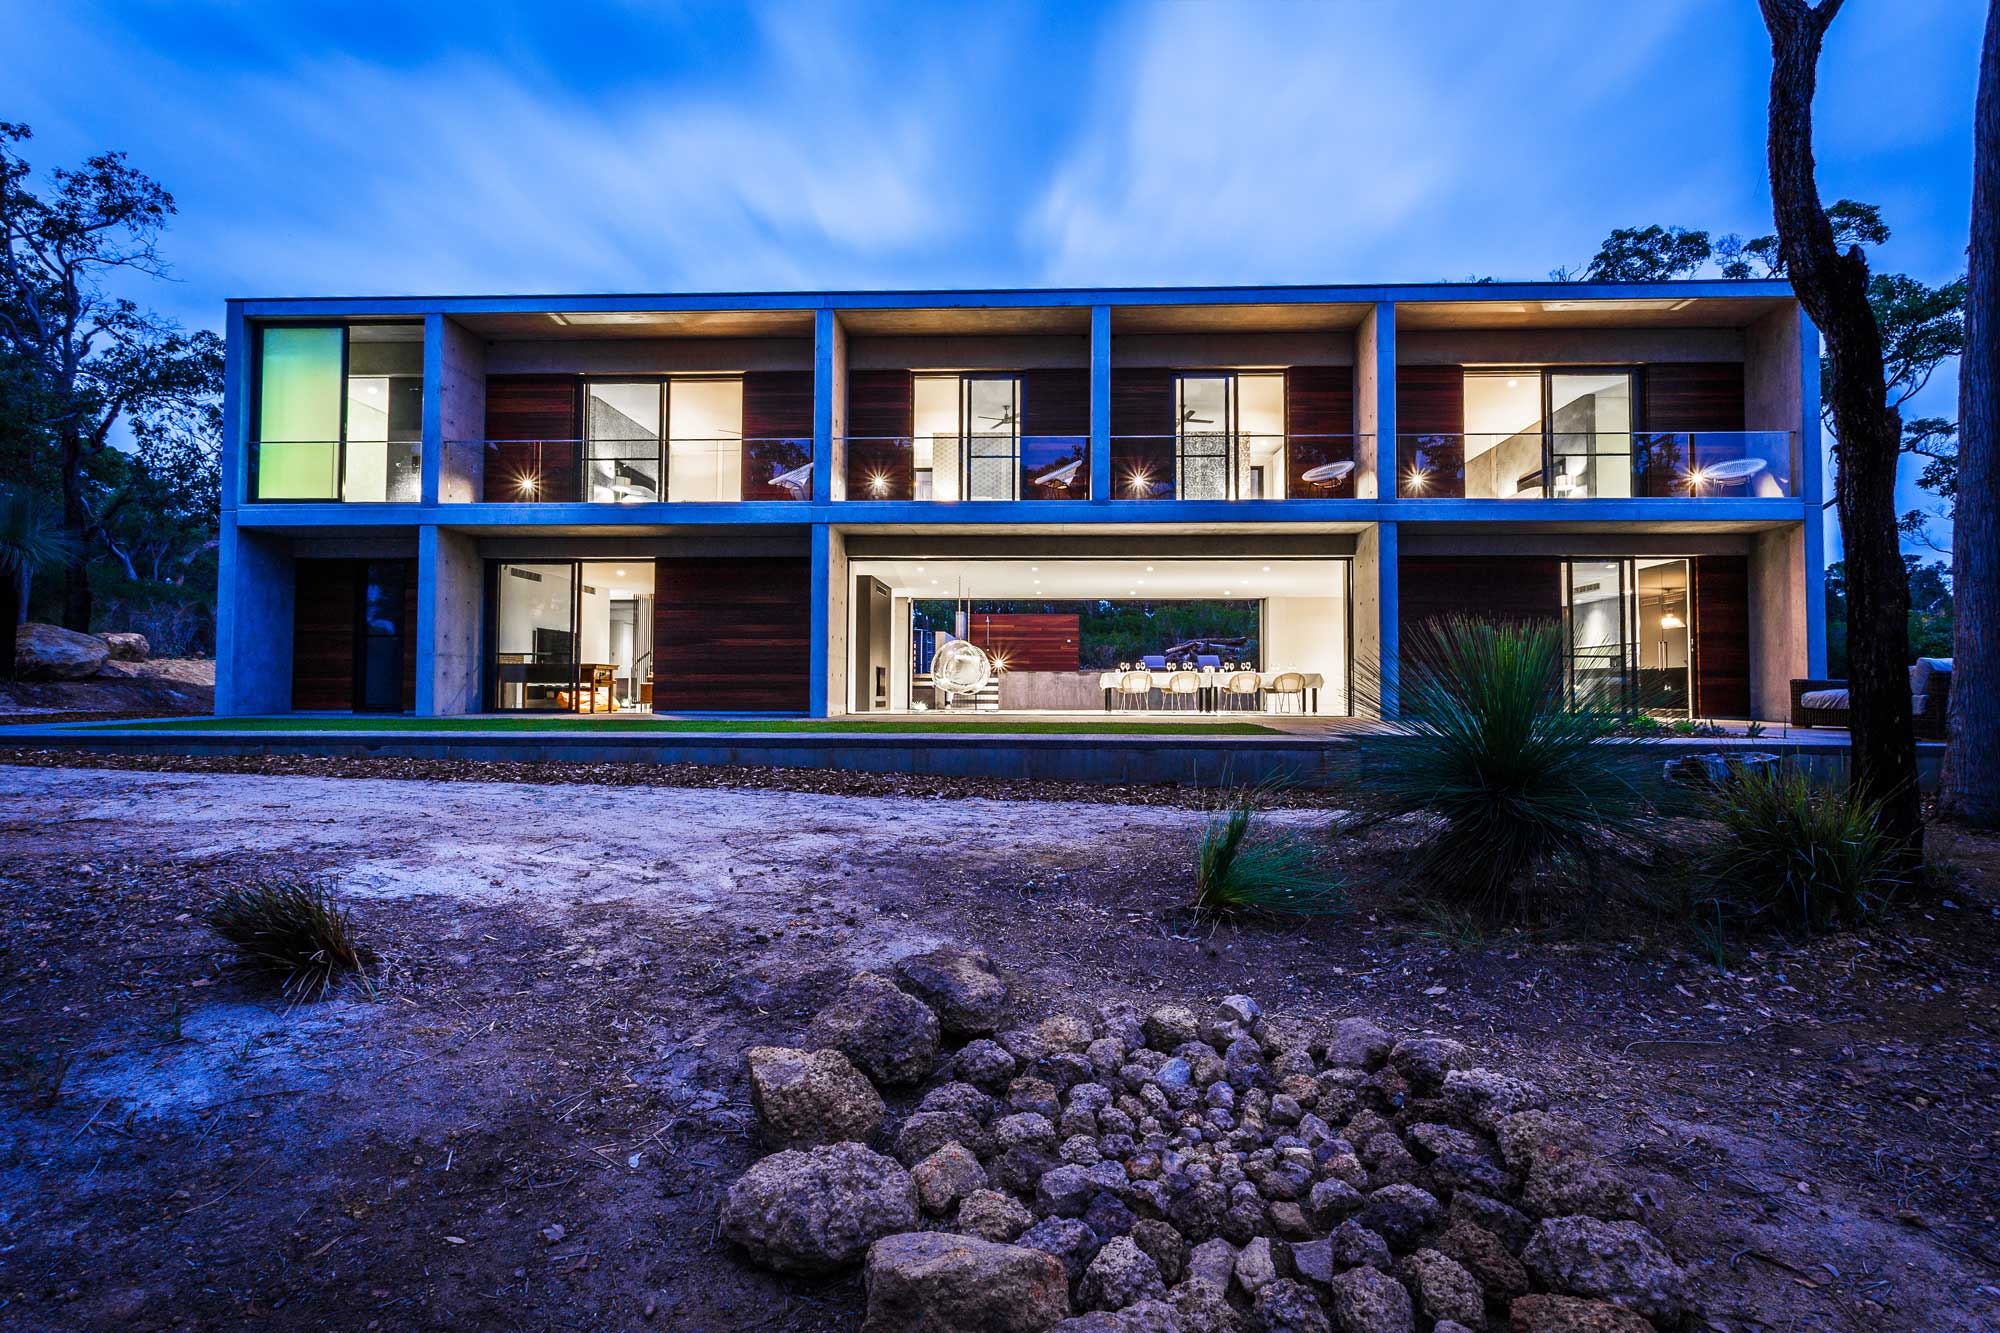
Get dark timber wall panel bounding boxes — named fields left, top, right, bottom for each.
left=1398, top=556, right=1561, bottom=644
left=1110, top=368, right=1174, bottom=498
left=655, top=556, right=811, bottom=712
left=1286, top=365, right=1356, bottom=496
left=483, top=375, right=580, bottom=502
left=846, top=369, right=914, bottom=498
left=742, top=370, right=815, bottom=500
left=1693, top=553, right=1751, bottom=718
left=293, top=559, right=357, bottom=711
left=1642, top=362, right=1746, bottom=431
left=400, top=573, right=418, bottom=713
left=1395, top=365, right=1465, bottom=436
left=1022, top=368, right=1090, bottom=438
left=967, top=613, right=1080, bottom=673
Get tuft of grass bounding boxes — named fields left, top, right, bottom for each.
left=1192, top=793, right=1345, bottom=919
left=1703, top=767, right=1900, bottom=933
left=1373, top=616, right=1646, bottom=919
left=206, top=879, right=372, bottom=1001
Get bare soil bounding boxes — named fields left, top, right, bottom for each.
left=0, top=759, right=1996, bottom=1331
left=0, top=658, right=215, bottom=723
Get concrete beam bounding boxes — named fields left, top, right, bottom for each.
left=1090, top=305, right=1111, bottom=502
left=416, top=525, right=483, bottom=715
left=436, top=316, right=488, bottom=504
left=813, top=309, right=847, bottom=503
left=214, top=523, right=293, bottom=715
left=1357, top=302, right=1394, bottom=499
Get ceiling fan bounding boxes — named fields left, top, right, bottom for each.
left=977, top=405, right=1019, bottom=432
left=1179, top=406, right=1217, bottom=427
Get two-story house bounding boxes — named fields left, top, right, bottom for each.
left=215, top=282, right=1823, bottom=722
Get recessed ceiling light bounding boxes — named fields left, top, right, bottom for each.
left=1145, top=565, right=1154, bottom=572
left=1262, top=565, right=1271, bottom=572
left=1030, top=566, right=1040, bottom=572
left=616, top=569, right=626, bottom=577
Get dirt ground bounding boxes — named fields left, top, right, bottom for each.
left=0, top=658, right=215, bottom=723
left=0, top=759, right=1996, bottom=1331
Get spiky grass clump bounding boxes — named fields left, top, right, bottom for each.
left=206, top=879, right=371, bottom=1000
left=1375, top=616, right=1645, bottom=918
left=1193, top=794, right=1345, bottom=919
left=1704, top=767, right=1899, bottom=932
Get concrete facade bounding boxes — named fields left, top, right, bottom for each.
left=216, top=280, right=1823, bottom=722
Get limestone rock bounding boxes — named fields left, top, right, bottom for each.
left=1143, top=1005, right=1201, bottom=1051
left=913, top=1143, right=988, bottom=1217
left=1437, top=1221, right=1528, bottom=1302
left=959, top=1188, right=1036, bottom=1243
left=894, top=945, right=1010, bottom=1035
left=15, top=623, right=109, bottom=680
left=99, top=631, right=150, bottom=661
left=1253, top=1277, right=1333, bottom=1333
left=1387, top=1038, right=1471, bottom=1092
left=746, top=1045, right=885, bottom=1149
left=721, top=1142, right=917, bottom=1275
left=1078, top=1235, right=1167, bottom=1312
left=1233, top=1235, right=1278, bottom=1295
left=1506, top=1293, right=1658, bottom=1333
left=808, top=972, right=942, bottom=1087
left=1400, top=1248, right=1484, bottom=1329
left=1322, top=1018, right=1395, bottom=1070
left=862, top=1231, right=1070, bottom=1333
left=1327, top=1266, right=1414, bottom=1333
left=1521, top=1217, right=1685, bottom=1323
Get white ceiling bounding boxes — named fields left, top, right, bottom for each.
left=850, top=557, right=1346, bottom=600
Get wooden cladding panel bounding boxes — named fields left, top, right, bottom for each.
left=1395, top=365, right=1464, bottom=436
left=1021, top=368, right=1090, bottom=439
left=1693, top=554, right=1751, bottom=719
left=1398, top=556, right=1562, bottom=643
left=483, top=375, right=580, bottom=502
left=1642, top=363, right=1746, bottom=432
left=1286, top=365, right=1356, bottom=496
left=1110, top=368, right=1174, bottom=495
left=742, top=370, right=814, bottom=441
left=400, top=573, right=418, bottom=713
left=292, top=559, right=358, bottom=711
left=846, top=369, right=914, bottom=498
left=654, top=557, right=811, bottom=712
left=967, top=613, right=1080, bottom=673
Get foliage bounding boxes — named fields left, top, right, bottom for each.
left=0, top=122, right=223, bottom=631
left=1552, top=199, right=1885, bottom=283
left=206, top=879, right=372, bottom=1001
left=0, top=484, right=74, bottom=578
left=1374, top=616, right=1645, bottom=917
left=1191, top=791, right=1344, bottom=919
left=1701, top=767, right=1900, bottom=932
left=1823, top=557, right=1953, bottom=676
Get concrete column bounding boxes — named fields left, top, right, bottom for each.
left=222, top=303, right=250, bottom=511
left=1351, top=521, right=1399, bottom=718
left=1355, top=301, right=1395, bottom=499
left=813, top=309, right=847, bottom=503
left=416, top=525, right=483, bottom=715
left=434, top=315, right=488, bottom=504
left=1798, top=311, right=1827, bottom=676
left=214, top=522, right=293, bottom=715
left=1747, top=302, right=1825, bottom=676
left=1090, top=304, right=1112, bottom=501
left=809, top=523, right=848, bottom=716
left=1749, top=525, right=1808, bottom=722
left=420, top=313, right=445, bottom=505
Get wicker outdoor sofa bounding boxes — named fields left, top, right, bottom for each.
left=1791, top=657, right=1952, bottom=740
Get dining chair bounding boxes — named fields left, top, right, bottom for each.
left=1118, top=671, right=1154, bottom=711
left=1165, top=670, right=1202, bottom=711
left=1225, top=671, right=1262, bottom=712
left=1268, top=672, right=1308, bottom=714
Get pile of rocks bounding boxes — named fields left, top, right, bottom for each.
left=722, top=949, right=1688, bottom=1332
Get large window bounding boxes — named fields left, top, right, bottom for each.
left=912, top=374, right=1026, bottom=501
left=1559, top=556, right=1691, bottom=717
left=583, top=378, right=746, bottom=503
left=492, top=561, right=655, bottom=712
left=252, top=323, right=422, bottom=502
left=1458, top=368, right=1635, bottom=500
left=1173, top=372, right=1285, bottom=500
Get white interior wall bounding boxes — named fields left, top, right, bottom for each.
left=1264, top=586, right=1348, bottom=714
left=669, top=378, right=743, bottom=502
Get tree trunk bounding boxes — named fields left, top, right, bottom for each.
left=57, top=427, right=93, bottom=632
left=1759, top=0, right=1924, bottom=869
left=1944, top=0, right=2000, bottom=826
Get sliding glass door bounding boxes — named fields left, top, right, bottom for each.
left=1558, top=556, right=1692, bottom=717
left=492, top=561, right=656, bottom=712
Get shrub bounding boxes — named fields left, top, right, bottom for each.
left=206, top=879, right=371, bottom=1000
left=1375, top=616, right=1645, bottom=917
left=1192, top=793, right=1344, bottom=919
left=1703, top=767, right=1899, bottom=932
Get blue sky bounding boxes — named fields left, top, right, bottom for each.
left=4, top=0, right=1980, bottom=550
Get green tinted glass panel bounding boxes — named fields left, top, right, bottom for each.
left=257, top=327, right=343, bottom=498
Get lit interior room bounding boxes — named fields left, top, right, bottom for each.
left=1460, top=369, right=1634, bottom=499
left=492, top=560, right=656, bottom=711
left=583, top=378, right=746, bottom=503
left=847, top=558, right=1349, bottom=716
left=1558, top=556, right=1691, bottom=716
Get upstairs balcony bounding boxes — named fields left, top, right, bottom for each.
left=471, top=436, right=814, bottom=503
left=841, top=435, right=1088, bottom=501
left=1107, top=433, right=1363, bottom=501
left=1396, top=430, right=1795, bottom=499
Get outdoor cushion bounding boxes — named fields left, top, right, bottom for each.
left=1141, top=655, right=1167, bottom=670
left=1911, top=656, right=1952, bottom=700
left=1800, top=688, right=1850, bottom=711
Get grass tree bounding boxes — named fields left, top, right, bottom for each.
left=0, top=485, right=74, bottom=678
left=1374, top=616, right=1645, bottom=919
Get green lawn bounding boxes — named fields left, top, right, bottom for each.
left=69, top=715, right=1286, bottom=737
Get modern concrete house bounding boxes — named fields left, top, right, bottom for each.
left=214, top=281, right=1823, bottom=722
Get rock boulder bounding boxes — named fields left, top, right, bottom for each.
left=746, top=1045, right=884, bottom=1149
left=15, top=623, right=109, bottom=680
left=721, top=1142, right=916, bottom=1275
left=808, top=971, right=942, bottom=1087
left=863, top=1231, right=1071, bottom=1333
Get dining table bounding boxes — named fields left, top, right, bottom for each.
left=1096, top=669, right=1326, bottom=713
